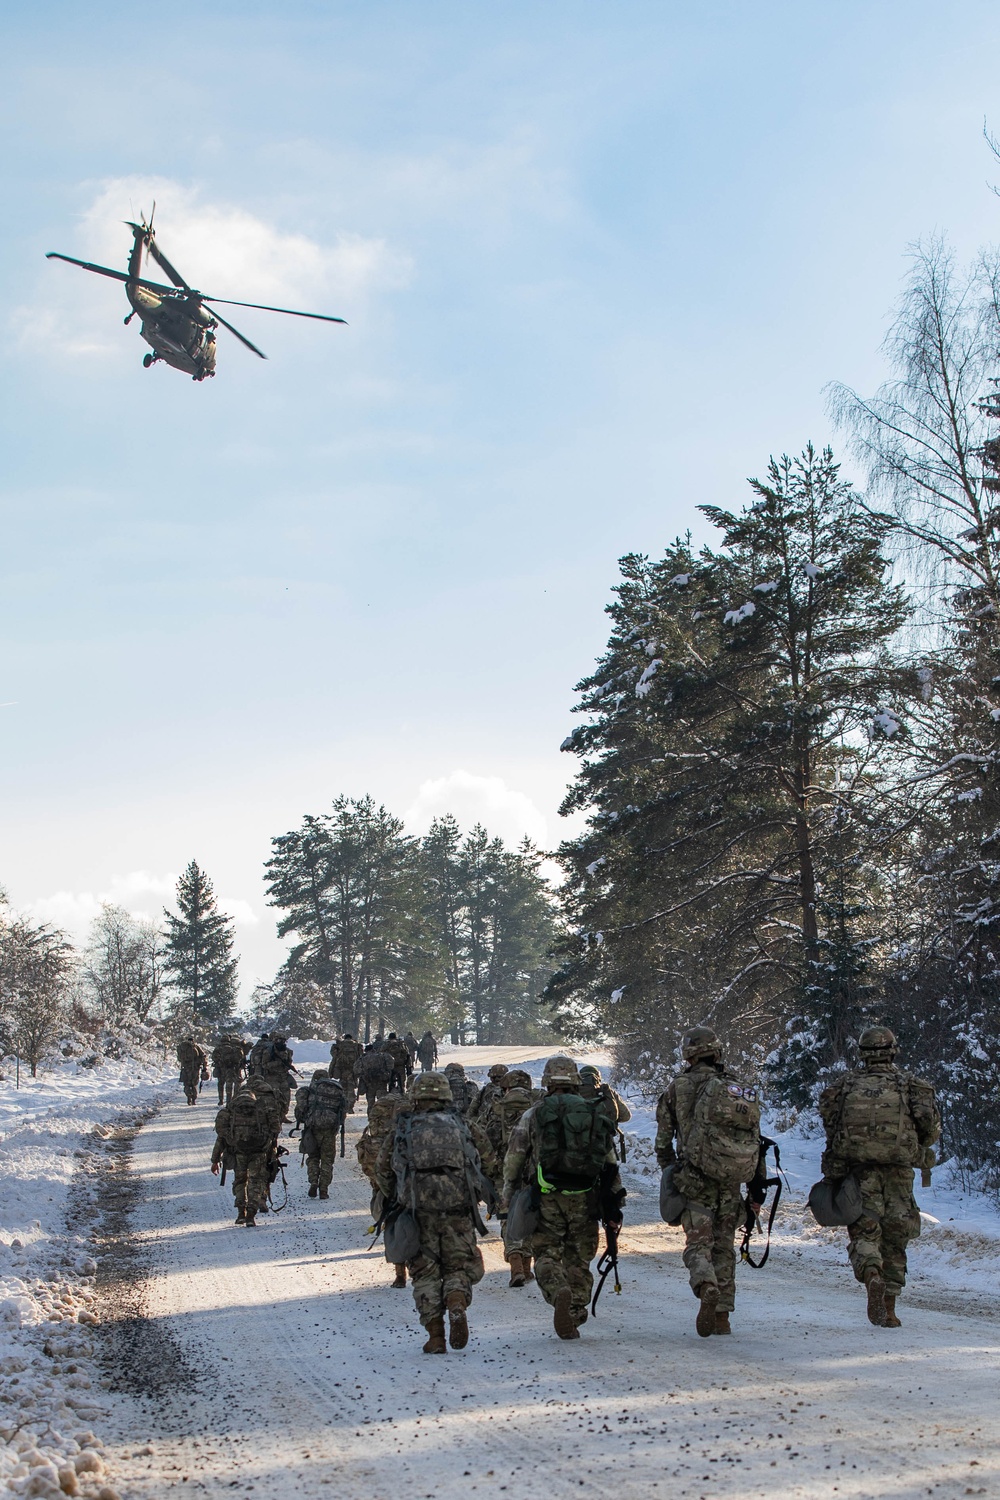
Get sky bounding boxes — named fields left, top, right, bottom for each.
left=3, top=0, right=1000, bottom=992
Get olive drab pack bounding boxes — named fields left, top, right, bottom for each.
left=394, top=1110, right=473, bottom=1215
left=307, top=1076, right=346, bottom=1132
left=227, top=1095, right=271, bottom=1154
left=676, top=1072, right=761, bottom=1187
left=534, top=1093, right=616, bottom=1193
left=213, top=1039, right=244, bottom=1073
left=825, top=1071, right=938, bottom=1168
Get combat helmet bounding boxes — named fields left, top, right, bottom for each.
left=368, top=1094, right=403, bottom=1132
left=682, top=1026, right=722, bottom=1064
left=501, top=1068, right=532, bottom=1091
left=444, top=1061, right=465, bottom=1078
left=487, top=1063, right=508, bottom=1082
left=541, top=1055, right=581, bottom=1088
left=858, top=1026, right=898, bottom=1063
left=411, top=1071, right=455, bottom=1104
left=311, top=1068, right=329, bottom=1081
left=579, top=1064, right=603, bottom=1084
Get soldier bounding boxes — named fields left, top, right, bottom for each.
left=468, top=1062, right=509, bottom=1121
left=245, top=1072, right=285, bottom=1215
left=473, top=1068, right=538, bottom=1287
left=384, top=1033, right=411, bottom=1093
left=357, top=1093, right=409, bottom=1288
left=329, top=1033, right=363, bottom=1112
left=177, top=1036, right=209, bottom=1105
left=502, top=1056, right=623, bottom=1338
left=247, top=1032, right=272, bottom=1073
left=263, top=1034, right=297, bottom=1122
left=444, top=1061, right=480, bottom=1116
left=818, top=1026, right=940, bottom=1328
left=357, top=1045, right=393, bottom=1112
left=376, top=1071, right=492, bottom=1354
left=655, top=1027, right=763, bottom=1337
left=579, top=1064, right=631, bottom=1125
left=211, top=1084, right=274, bottom=1226
left=403, top=1031, right=419, bottom=1070
left=295, top=1068, right=347, bottom=1200
left=211, top=1034, right=246, bottom=1107
left=417, top=1031, right=438, bottom=1071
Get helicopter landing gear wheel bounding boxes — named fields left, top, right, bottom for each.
left=142, top=353, right=155, bottom=368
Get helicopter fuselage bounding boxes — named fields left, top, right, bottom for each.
left=127, top=283, right=217, bottom=379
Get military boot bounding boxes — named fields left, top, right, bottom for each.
left=553, top=1287, right=579, bottom=1340
left=422, top=1316, right=447, bottom=1354
left=392, top=1265, right=407, bottom=1288
left=714, top=1312, right=732, bottom=1335
left=865, top=1267, right=887, bottom=1326
left=446, top=1292, right=469, bottom=1350
left=523, top=1256, right=535, bottom=1283
left=234, top=1208, right=246, bottom=1226
left=245, top=1211, right=257, bottom=1227
left=508, top=1253, right=528, bottom=1288
left=882, top=1295, right=901, bottom=1328
left=696, top=1282, right=720, bottom=1338
left=319, top=1188, right=329, bottom=1200
left=308, top=1185, right=318, bottom=1198
left=258, top=1202, right=269, bottom=1214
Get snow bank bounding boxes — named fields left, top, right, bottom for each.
left=0, top=1054, right=172, bottom=1497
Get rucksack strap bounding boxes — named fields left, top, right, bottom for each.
left=740, top=1141, right=785, bottom=1270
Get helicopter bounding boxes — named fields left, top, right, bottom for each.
left=46, top=207, right=346, bottom=380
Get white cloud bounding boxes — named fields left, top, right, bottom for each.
left=18, top=175, right=410, bottom=360
left=404, top=770, right=548, bottom=849
left=25, top=870, right=258, bottom=940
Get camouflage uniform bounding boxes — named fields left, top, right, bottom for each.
left=211, top=1035, right=245, bottom=1107
left=329, top=1036, right=363, bottom=1111
left=264, top=1037, right=296, bottom=1120
left=417, top=1032, right=438, bottom=1071
left=819, top=1028, right=940, bottom=1322
left=467, top=1063, right=509, bottom=1122
left=376, top=1075, right=488, bottom=1350
left=503, top=1059, right=621, bottom=1333
left=296, top=1071, right=346, bottom=1196
left=212, top=1090, right=273, bottom=1223
left=177, top=1039, right=208, bottom=1105
left=357, top=1047, right=393, bottom=1111
left=384, top=1034, right=411, bottom=1092
left=444, top=1063, right=480, bottom=1117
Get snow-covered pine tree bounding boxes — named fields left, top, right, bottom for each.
left=162, top=861, right=239, bottom=1025
left=548, top=446, right=909, bottom=1091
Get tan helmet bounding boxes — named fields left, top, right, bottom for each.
left=682, top=1026, right=722, bottom=1063
left=311, top=1068, right=328, bottom=1081
left=411, top=1071, right=455, bottom=1104
left=501, top=1068, right=532, bottom=1091
left=579, top=1064, right=602, bottom=1083
left=444, top=1061, right=465, bottom=1078
left=541, top=1055, right=581, bottom=1088
left=858, top=1025, right=897, bottom=1061
left=488, top=1063, right=508, bottom=1082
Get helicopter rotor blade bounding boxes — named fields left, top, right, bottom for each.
left=209, top=309, right=268, bottom=359
left=144, top=233, right=190, bottom=291
left=201, top=294, right=347, bottom=324
left=45, top=253, right=190, bottom=299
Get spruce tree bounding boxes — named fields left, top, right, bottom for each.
left=162, top=861, right=239, bottom=1024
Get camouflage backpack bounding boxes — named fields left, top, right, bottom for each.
left=227, top=1093, right=272, bottom=1153
left=534, top=1093, right=616, bottom=1193
left=214, top=1039, right=244, bottom=1073
left=308, top=1076, right=346, bottom=1132
left=826, top=1070, right=936, bottom=1168
left=675, top=1071, right=761, bottom=1187
left=393, top=1110, right=473, bottom=1215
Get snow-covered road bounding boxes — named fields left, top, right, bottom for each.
left=98, top=1081, right=1000, bottom=1500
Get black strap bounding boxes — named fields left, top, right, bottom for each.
left=740, top=1175, right=781, bottom=1267
left=590, top=1226, right=621, bottom=1315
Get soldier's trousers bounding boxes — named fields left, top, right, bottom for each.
left=846, top=1165, right=921, bottom=1296
left=217, top=1072, right=240, bottom=1106
left=306, top=1126, right=340, bottom=1191
left=233, top=1150, right=270, bottom=1213
left=530, top=1193, right=600, bottom=1325
left=180, top=1069, right=199, bottom=1105
left=676, top=1167, right=742, bottom=1313
left=335, top=1074, right=358, bottom=1111
left=408, top=1211, right=484, bottom=1327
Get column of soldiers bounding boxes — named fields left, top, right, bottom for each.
left=200, top=1018, right=941, bottom=1355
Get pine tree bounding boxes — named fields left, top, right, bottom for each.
left=162, top=861, right=239, bottom=1024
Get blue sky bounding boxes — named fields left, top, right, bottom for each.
left=3, top=0, right=1000, bottom=989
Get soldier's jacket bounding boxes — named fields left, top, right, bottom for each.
left=581, top=1079, right=632, bottom=1125
left=417, top=1036, right=438, bottom=1066
left=357, top=1050, right=393, bottom=1090
left=177, top=1041, right=208, bottom=1077
left=212, top=1038, right=245, bottom=1077
left=356, top=1095, right=404, bottom=1185
left=385, top=1037, right=410, bottom=1074
left=502, top=1095, right=621, bottom=1205
left=468, top=1080, right=505, bottom=1122
left=655, top=1060, right=740, bottom=1166
left=330, top=1038, right=363, bottom=1078
left=819, top=1062, right=940, bottom=1177
left=446, top=1075, right=480, bottom=1116
left=471, top=1086, right=538, bottom=1181
left=403, top=1033, right=419, bottom=1062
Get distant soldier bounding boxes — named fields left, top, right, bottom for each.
left=247, top=1032, right=272, bottom=1073
left=444, top=1061, right=479, bottom=1117
left=503, top=1056, right=622, bottom=1338
left=329, top=1033, right=363, bottom=1112
left=818, top=1026, right=940, bottom=1328
left=244, top=1073, right=285, bottom=1215
left=211, top=1085, right=274, bottom=1226
left=468, top=1063, right=509, bottom=1121
left=580, top=1064, right=632, bottom=1161
left=177, top=1036, right=209, bottom=1106
left=384, top=1033, right=411, bottom=1092
left=376, top=1071, right=493, bottom=1354
left=357, top=1093, right=408, bottom=1288
left=357, top=1045, right=393, bottom=1112
left=211, top=1034, right=246, bottom=1107
left=294, top=1068, right=347, bottom=1200
left=655, top=1027, right=763, bottom=1337
left=263, top=1034, right=297, bottom=1121
left=403, top=1031, right=419, bottom=1069
left=417, top=1031, right=438, bottom=1072
left=470, top=1067, right=538, bottom=1287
